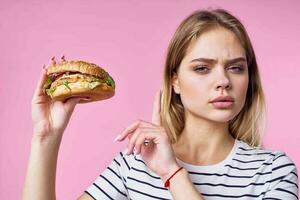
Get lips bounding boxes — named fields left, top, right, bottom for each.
left=209, top=96, right=234, bottom=109
left=209, top=96, right=234, bottom=103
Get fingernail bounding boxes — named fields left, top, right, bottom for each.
left=51, top=56, right=56, bottom=65
left=113, top=134, right=121, bottom=142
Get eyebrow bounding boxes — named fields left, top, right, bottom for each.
left=190, top=57, right=247, bottom=65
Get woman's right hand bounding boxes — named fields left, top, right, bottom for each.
left=31, top=57, right=90, bottom=140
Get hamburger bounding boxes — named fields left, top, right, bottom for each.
left=43, top=56, right=115, bottom=103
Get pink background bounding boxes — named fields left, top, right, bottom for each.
left=0, top=1, right=299, bottom=199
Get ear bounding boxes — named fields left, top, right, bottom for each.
left=172, top=72, right=180, bottom=94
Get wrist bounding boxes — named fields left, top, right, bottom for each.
left=31, top=133, right=63, bottom=147
left=161, top=163, right=182, bottom=183
left=32, top=123, right=64, bottom=139
left=164, top=167, right=187, bottom=189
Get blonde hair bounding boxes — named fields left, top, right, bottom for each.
left=160, top=9, right=267, bottom=147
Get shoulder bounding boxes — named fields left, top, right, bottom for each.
left=236, top=139, right=298, bottom=175
left=237, top=139, right=295, bottom=159
left=235, top=141, right=299, bottom=198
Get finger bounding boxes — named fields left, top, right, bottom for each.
left=64, top=97, right=91, bottom=110
left=135, top=131, right=161, bottom=155
left=151, top=89, right=162, bottom=126
left=61, top=55, right=66, bottom=62
left=33, top=66, right=49, bottom=98
left=126, top=127, right=157, bottom=155
left=126, top=127, right=143, bottom=155
left=32, top=57, right=58, bottom=102
left=116, top=120, right=153, bottom=142
left=51, top=56, right=56, bottom=65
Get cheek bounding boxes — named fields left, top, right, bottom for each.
left=180, top=73, right=207, bottom=93
left=234, top=76, right=249, bottom=105
left=179, top=75, right=208, bottom=105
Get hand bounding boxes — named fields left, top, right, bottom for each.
left=114, top=90, right=180, bottom=182
left=31, top=57, right=90, bottom=140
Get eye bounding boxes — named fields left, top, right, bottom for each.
left=228, top=65, right=245, bottom=73
left=194, top=65, right=209, bottom=73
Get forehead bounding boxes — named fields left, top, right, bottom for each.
left=184, top=27, right=246, bottom=62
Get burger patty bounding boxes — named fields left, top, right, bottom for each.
left=51, top=73, right=104, bottom=88
left=49, top=72, right=104, bottom=82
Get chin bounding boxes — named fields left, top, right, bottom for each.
left=206, top=111, right=237, bottom=123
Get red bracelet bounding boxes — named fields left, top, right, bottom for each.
left=164, top=166, right=184, bottom=188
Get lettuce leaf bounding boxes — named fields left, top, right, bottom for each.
left=43, top=76, right=53, bottom=93
left=62, top=80, right=72, bottom=91
left=106, top=75, right=115, bottom=89
left=46, top=86, right=56, bottom=97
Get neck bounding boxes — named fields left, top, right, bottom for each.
left=172, top=114, right=235, bottom=165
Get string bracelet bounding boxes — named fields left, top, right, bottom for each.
left=164, top=166, right=184, bottom=188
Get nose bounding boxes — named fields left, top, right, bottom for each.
left=215, top=70, right=231, bottom=92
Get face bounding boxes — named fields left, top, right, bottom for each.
left=172, top=27, right=249, bottom=123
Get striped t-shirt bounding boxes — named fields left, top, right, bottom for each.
left=85, top=139, right=298, bottom=199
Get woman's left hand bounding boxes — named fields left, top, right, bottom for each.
left=114, top=89, right=180, bottom=182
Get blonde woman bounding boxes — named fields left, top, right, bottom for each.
left=23, top=9, right=298, bottom=200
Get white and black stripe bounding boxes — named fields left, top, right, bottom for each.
left=85, top=139, right=298, bottom=199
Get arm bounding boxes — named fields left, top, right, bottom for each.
left=114, top=90, right=205, bottom=200
left=22, top=62, right=91, bottom=200
left=22, top=135, right=62, bottom=200
left=23, top=135, right=94, bottom=200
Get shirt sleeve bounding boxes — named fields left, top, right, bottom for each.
left=263, top=151, right=298, bottom=200
left=84, top=150, right=131, bottom=200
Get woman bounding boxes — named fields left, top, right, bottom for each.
left=23, top=9, right=298, bottom=200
